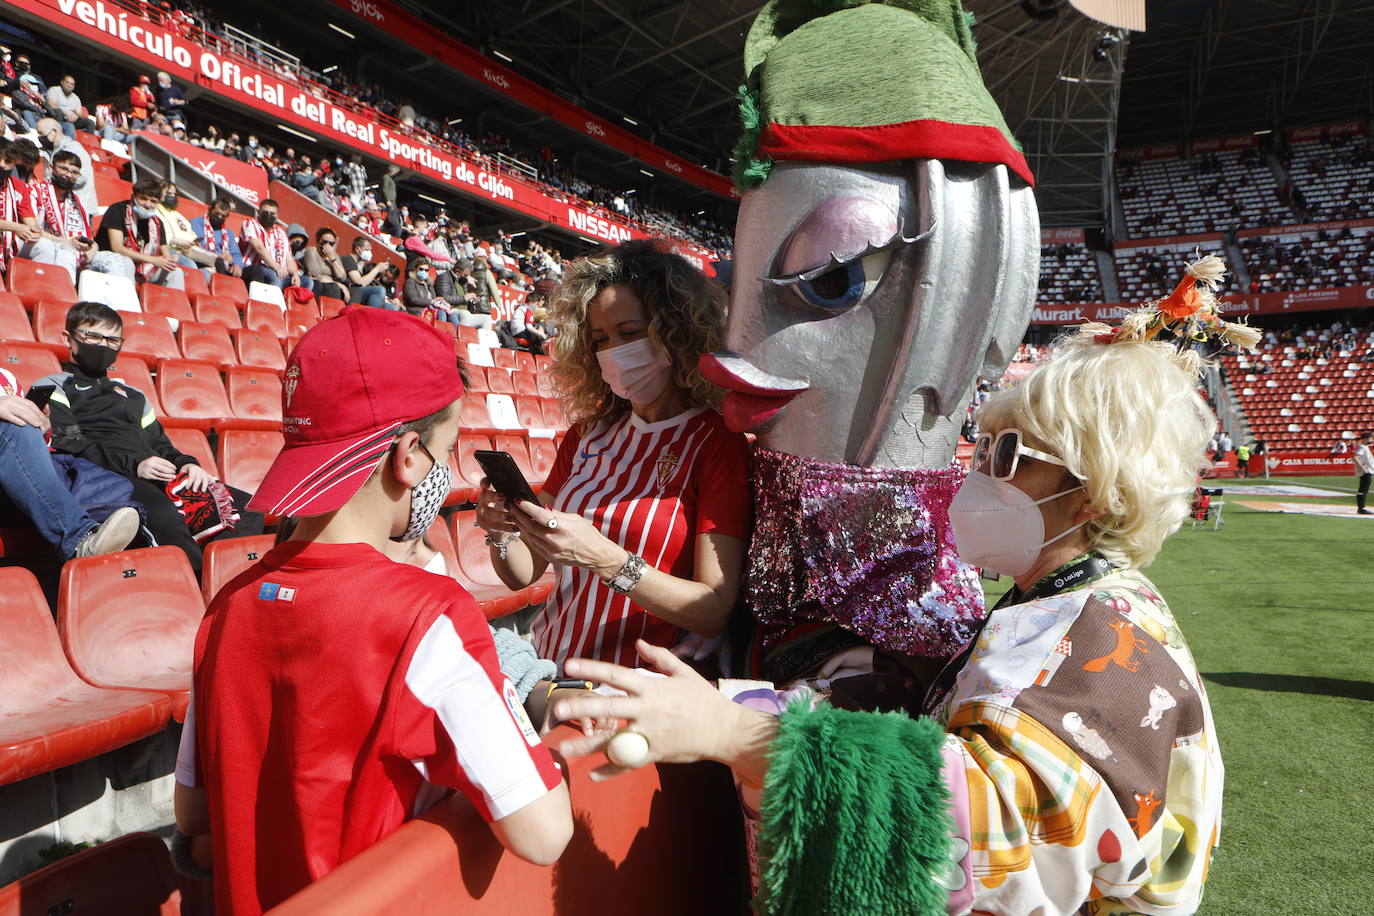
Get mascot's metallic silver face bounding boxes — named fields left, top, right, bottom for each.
left=701, top=159, right=1039, bottom=469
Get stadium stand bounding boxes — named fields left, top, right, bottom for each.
left=1039, top=241, right=1103, bottom=303
left=1118, top=140, right=1290, bottom=238
left=1239, top=223, right=1374, bottom=292
left=0, top=832, right=184, bottom=915
left=1282, top=128, right=1374, bottom=222
left=1114, top=236, right=1235, bottom=301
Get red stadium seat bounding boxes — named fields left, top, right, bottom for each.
left=533, top=353, right=552, bottom=374
left=514, top=351, right=537, bottom=374
left=449, top=510, right=532, bottom=619
left=491, top=347, right=519, bottom=371
left=0, top=832, right=183, bottom=914
left=163, top=427, right=218, bottom=476
left=244, top=300, right=287, bottom=337
left=514, top=395, right=545, bottom=430
left=109, top=354, right=164, bottom=416
left=512, top=370, right=539, bottom=398
left=465, top=365, right=490, bottom=394
left=286, top=303, right=318, bottom=335
left=201, top=534, right=275, bottom=604
left=492, top=434, right=538, bottom=486
left=233, top=328, right=286, bottom=371
left=455, top=324, right=479, bottom=346
left=535, top=371, right=556, bottom=399
left=0, top=294, right=35, bottom=343
left=6, top=259, right=77, bottom=308
left=120, top=314, right=182, bottom=364
left=318, top=295, right=346, bottom=319
left=30, top=300, right=74, bottom=357
left=0, top=342, right=61, bottom=392
left=541, top=398, right=568, bottom=430
left=458, top=395, right=498, bottom=437
left=216, top=428, right=285, bottom=493
left=178, top=321, right=237, bottom=369
left=140, top=285, right=193, bottom=323
left=486, top=367, right=515, bottom=396
left=431, top=320, right=457, bottom=341
left=157, top=358, right=232, bottom=430
left=225, top=366, right=283, bottom=424
left=210, top=272, right=249, bottom=308
left=527, top=437, right=557, bottom=483
left=424, top=517, right=531, bottom=618
left=453, top=434, right=492, bottom=501
left=195, top=296, right=243, bottom=330
left=58, top=546, right=204, bottom=720
left=0, top=568, right=171, bottom=787
left=179, top=265, right=211, bottom=303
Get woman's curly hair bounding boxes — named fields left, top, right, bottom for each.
left=549, top=240, right=727, bottom=429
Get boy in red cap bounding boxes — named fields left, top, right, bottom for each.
left=174, top=307, right=571, bottom=914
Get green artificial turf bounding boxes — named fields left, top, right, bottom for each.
left=985, top=479, right=1372, bottom=913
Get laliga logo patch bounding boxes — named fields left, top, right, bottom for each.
left=503, top=679, right=541, bottom=747
left=284, top=364, right=300, bottom=408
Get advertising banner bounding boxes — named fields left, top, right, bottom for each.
left=1286, top=121, right=1367, bottom=143
left=1236, top=217, right=1374, bottom=239
left=13, top=0, right=715, bottom=268
left=142, top=132, right=270, bottom=205
left=1189, top=134, right=1257, bottom=155
left=1040, top=228, right=1086, bottom=244
left=1262, top=452, right=1356, bottom=477
left=323, top=0, right=736, bottom=200
left=1112, top=232, right=1225, bottom=251
left=1032, top=284, right=1374, bottom=324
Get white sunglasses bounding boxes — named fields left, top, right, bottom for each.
left=971, top=428, right=1076, bottom=481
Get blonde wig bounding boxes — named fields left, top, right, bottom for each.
left=548, top=240, right=727, bottom=428
left=976, top=329, right=1216, bottom=569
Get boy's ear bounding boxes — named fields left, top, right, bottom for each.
left=388, top=431, right=425, bottom=489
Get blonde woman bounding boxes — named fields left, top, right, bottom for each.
left=476, top=240, right=751, bottom=667
left=552, top=260, right=1248, bottom=915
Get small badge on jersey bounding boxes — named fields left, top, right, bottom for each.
left=258, top=582, right=297, bottom=603
left=503, top=679, right=541, bottom=747
left=655, top=450, right=681, bottom=492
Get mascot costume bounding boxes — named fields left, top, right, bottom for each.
left=699, top=0, right=1039, bottom=698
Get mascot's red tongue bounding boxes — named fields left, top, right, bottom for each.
left=699, top=352, right=807, bottom=432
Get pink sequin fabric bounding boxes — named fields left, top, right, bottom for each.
left=746, top=447, right=985, bottom=660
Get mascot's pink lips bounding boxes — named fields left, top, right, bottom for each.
left=698, top=351, right=809, bottom=432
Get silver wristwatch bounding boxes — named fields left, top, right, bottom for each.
left=604, top=552, right=647, bottom=595
left=484, top=531, right=520, bottom=560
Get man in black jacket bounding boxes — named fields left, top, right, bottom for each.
left=30, top=302, right=263, bottom=571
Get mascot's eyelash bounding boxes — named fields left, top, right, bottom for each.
left=762, top=217, right=936, bottom=287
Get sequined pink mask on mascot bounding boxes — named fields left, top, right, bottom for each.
left=699, top=0, right=1040, bottom=690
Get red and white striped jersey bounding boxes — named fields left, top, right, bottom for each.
left=533, top=407, right=751, bottom=666
left=239, top=218, right=290, bottom=269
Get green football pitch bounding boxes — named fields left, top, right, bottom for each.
left=988, top=475, right=1372, bottom=914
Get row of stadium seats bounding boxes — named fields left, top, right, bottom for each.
left=0, top=507, right=555, bottom=789
left=1225, top=346, right=1374, bottom=449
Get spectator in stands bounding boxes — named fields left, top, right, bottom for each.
left=478, top=241, right=750, bottom=666
left=400, top=214, right=453, bottom=268
left=32, top=302, right=263, bottom=571
left=45, top=73, right=95, bottom=137
left=128, top=75, right=156, bottom=129
left=506, top=301, right=546, bottom=355
left=154, top=71, right=189, bottom=126
left=340, top=235, right=396, bottom=310
left=27, top=150, right=92, bottom=283
left=187, top=196, right=243, bottom=279
left=12, top=70, right=58, bottom=131
left=380, top=162, right=399, bottom=214
left=155, top=181, right=201, bottom=264
left=472, top=253, right=501, bottom=309
left=174, top=309, right=573, bottom=914
left=341, top=152, right=367, bottom=206
left=239, top=198, right=301, bottom=289
left=401, top=257, right=459, bottom=325
left=0, top=366, right=141, bottom=559
left=34, top=117, right=96, bottom=214
left=88, top=177, right=187, bottom=290
left=1355, top=431, right=1373, bottom=515
left=0, top=139, right=39, bottom=266
left=290, top=158, right=321, bottom=201
left=298, top=227, right=349, bottom=302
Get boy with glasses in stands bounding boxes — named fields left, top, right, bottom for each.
left=174, top=307, right=572, bottom=914
left=29, top=302, right=262, bottom=572
left=87, top=178, right=187, bottom=290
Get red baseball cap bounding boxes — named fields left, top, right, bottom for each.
left=248, top=306, right=463, bottom=518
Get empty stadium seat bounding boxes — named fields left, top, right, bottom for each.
left=58, top=545, right=202, bottom=720
left=540, top=398, right=568, bottom=430
left=140, top=285, right=193, bottom=323
left=7, top=259, right=77, bottom=308
left=514, top=395, right=546, bottom=430
left=163, top=427, right=218, bottom=476
left=108, top=355, right=164, bottom=415
left=0, top=294, right=35, bottom=343
left=195, top=296, right=243, bottom=330
left=157, top=358, right=233, bottom=430
left=318, top=295, right=346, bottom=319
left=217, top=428, right=285, bottom=493
left=286, top=303, right=318, bottom=335
left=246, top=281, right=284, bottom=309
left=466, top=342, right=494, bottom=367
left=492, top=434, right=538, bottom=487
left=233, top=328, right=286, bottom=371
left=465, top=365, right=490, bottom=394
left=512, top=371, right=539, bottom=398
left=535, top=371, right=556, bottom=399
left=514, top=351, right=537, bottom=374
left=485, top=393, right=521, bottom=430
left=244, top=300, right=287, bottom=337
left=30, top=300, right=72, bottom=357
left=201, top=533, right=275, bottom=604
left=449, top=510, right=532, bottom=619
left=120, top=314, right=182, bottom=363
left=491, top=347, right=520, bottom=371
left=211, top=273, right=250, bottom=308
left=0, top=568, right=172, bottom=787
left=453, top=434, right=493, bottom=502
left=0, top=342, right=61, bottom=392
left=179, top=265, right=211, bottom=303
left=527, top=437, right=558, bottom=483
left=487, top=368, right=516, bottom=396
left=458, top=395, right=499, bottom=436
left=455, top=324, right=479, bottom=346
left=77, top=270, right=141, bottom=313
left=0, top=831, right=183, bottom=914
left=178, top=321, right=237, bottom=368
left=224, top=366, right=283, bottom=424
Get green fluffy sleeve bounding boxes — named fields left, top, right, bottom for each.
left=756, top=703, right=952, bottom=916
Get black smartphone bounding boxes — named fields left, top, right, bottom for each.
left=474, top=450, right=539, bottom=505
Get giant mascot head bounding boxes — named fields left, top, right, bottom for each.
left=704, top=0, right=1042, bottom=684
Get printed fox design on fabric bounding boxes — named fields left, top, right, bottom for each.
left=1082, top=617, right=1149, bottom=673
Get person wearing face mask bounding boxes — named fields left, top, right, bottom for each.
left=238, top=199, right=301, bottom=289
left=187, top=196, right=243, bottom=279
left=25, top=150, right=93, bottom=283
left=340, top=234, right=396, bottom=309
left=174, top=308, right=574, bottom=914
left=547, top=260, right=1248, bottom=916
left=128, top=75, right=156, bottom=130
left=477, top=240, right=752, bottom=668
left=88, top=178, right=187, bottom=290
left=154, top=71, right=189, bottom=127
left=34, top=116, right=97, bottom=214
left=46, top=73, right=95, bottom=136
left=298, top=227, right=349, bottom=301
left=401, top=257, right=463, bottom=329
left=30, top=302, right=263, bottom=572
left=0, top=139, right=43, bottom=280
left=155, top=180, right=200, bottom=261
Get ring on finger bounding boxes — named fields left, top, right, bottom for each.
left=605, top=727, right=652, bottom=769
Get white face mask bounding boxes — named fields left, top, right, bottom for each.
left=597, top=337, right=672, bottom=404
left=391, top=444, right=451, bottom=542
left=948, top=471, right=1086, bottom=578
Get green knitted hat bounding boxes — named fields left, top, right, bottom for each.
left=733, top=0, right=1033, bottom=190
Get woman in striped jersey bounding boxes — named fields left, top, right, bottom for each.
left=477, top=241, right=751, bottom=667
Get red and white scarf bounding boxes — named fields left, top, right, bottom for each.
left=35, top=181, right=90, bottom=240
left=204, top=220, right=233, bottom=259
left=125, top=201, right=164, bottom=280
left=0, top=177, right=26, bottom=270
left=241, top=219, right=288, bottom=269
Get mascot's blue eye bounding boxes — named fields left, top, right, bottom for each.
left=797, top=260, right=866, bottom=311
